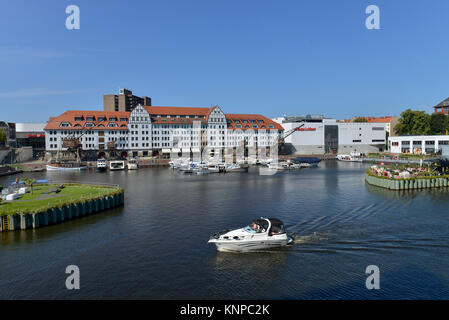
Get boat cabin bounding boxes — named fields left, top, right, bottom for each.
left=246, top=218, right=285, bottom=236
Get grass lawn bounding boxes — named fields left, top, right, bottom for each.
left=0, top=184, right=122, bottom=216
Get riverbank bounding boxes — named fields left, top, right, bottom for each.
left=0, top=166, right=23, bottom=177
left=0, top=183, right=124, bottom=232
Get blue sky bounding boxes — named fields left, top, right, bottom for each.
left=1, top=0, right=449, bottom=122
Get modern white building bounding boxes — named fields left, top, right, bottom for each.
left=388, top=135, right=449, bottom=155
left=273, top=115, right=387, bottom=154
left=44, top=105, right=283, bottom=159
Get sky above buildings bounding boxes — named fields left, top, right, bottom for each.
left=1, top=0, right=449, bottom=122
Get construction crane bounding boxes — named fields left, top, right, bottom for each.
left=59, top=120, right=102, bottom=162
left=278, top=123, right=305, bottom=154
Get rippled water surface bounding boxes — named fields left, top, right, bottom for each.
left=1, top=161, right=449, bottom=299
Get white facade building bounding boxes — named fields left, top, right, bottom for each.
left=388, top=135, right=449, bottom=155
left=44, top=105, right=283, bottom=159
left=273, top=116, right=387, bottom=154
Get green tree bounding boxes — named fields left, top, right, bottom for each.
left=23, top=178, right=36, bottom=194
left=429, top=113, right=447, bottom=135
left=353, top=117, right=367, bottom=122
left=0, top=129, right=6, bottom=145
left=394, top=109, right=431, bottom=135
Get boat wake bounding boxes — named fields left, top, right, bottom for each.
left=291, top=232, right=330, bottom=244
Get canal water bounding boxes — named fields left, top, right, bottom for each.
left=1, top=161, right=449, bottom=299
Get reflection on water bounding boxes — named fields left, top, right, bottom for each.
left=1, top=161, right=449, bottom=299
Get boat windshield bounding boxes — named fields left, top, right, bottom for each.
left=244, top=220, right=267, bottom=233
left=244, top=226, right=257, bottom=233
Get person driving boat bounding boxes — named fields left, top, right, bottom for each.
left=251, top=221, right=260, bottom=232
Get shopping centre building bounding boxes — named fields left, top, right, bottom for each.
left=272, top=115, right=387, bottom=155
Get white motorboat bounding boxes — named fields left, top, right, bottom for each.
left=267, top=162, right=289, bottom=170
left=225, top=164, right=249, bottom=172
left=337, top=151, right=364, bottom=162
left=127, top=158, right=138, bottom=170
left=208, top=218, right=294, bottom=252
left=96, top=158, right=107, bottom=172
left=109, top=160, right=125, bottom=171
left=179, top=162, right=196, bottom=173
left=207, top=164, right=225, bottom=173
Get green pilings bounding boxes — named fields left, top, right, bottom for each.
left=94, top=199, right=100, bottom=212
left=87, top=201, right=93, bottom=214
left=104, top=197, right=110, bottom=209
left=49, top=208, right=57, bottom=224
left=365, top=174, right=449, bottom=191
left=20, top=214, right=33, bottom=230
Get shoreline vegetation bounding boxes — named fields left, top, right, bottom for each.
left=366, top=152, right=437, bottom=160
left=0, top=183, right=124, bottom=216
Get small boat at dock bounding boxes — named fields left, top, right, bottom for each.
left=96, top=158, right=107, bottom=172
left=127, top=158, right=138, bottom=170
left=109, top=160, right=125, bottom=171
left=225, top=164, right=249, bottom=172
left=292, top=157, right=321, bottom=167
left=337, top=151, right=364, bottom=162
left=46, top=161, right=87, bottom=171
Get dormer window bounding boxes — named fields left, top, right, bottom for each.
left=120, top=117, right=128, bottom=122
left=86, top=116, right=95, bottom=121
left=109, top=117, right=117, bottom=121
left=74, top=116, right=84, bottom=121
left=268, top=124, right=274, bottom=128
left=98, top=117, right=106, bottom=122
left=60, top=122, right=70, bottom=127
left=85, top=122, right=94, bottom=127
left=108, top=123, right=118, bottom=127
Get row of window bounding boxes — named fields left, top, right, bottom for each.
left=353, top=139, right=385, bottom=143
left=393, top=140, right=449, bottom=146
left=73, top=116, right=128, bottom=122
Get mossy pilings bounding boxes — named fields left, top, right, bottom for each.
left=365, top=173, right=449, bottom=191
left=0, top=191, right=124, bottom=232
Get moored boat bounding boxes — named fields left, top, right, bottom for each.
left=96, top=158, right=107, bottom=172
left=109, top=160, right=125, bottom=171
left=337, top=151, right=363, bottom=162
left=46, top=161, right=87, bottom=171
left=127, top=158, right=138, bottom=170
left=225, top=164, right=249, bottom=172
left=292, top=157, right=321, bottom=167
